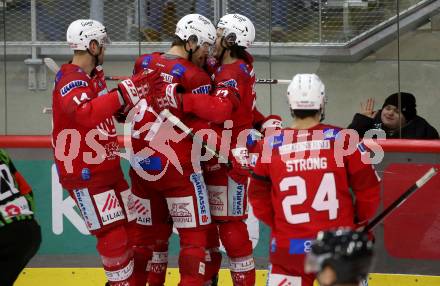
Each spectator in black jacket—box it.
[348,92,439,139]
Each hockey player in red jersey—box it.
[248,74,381,286]
[52,19,157,286]
[128,14,239,286]
[200,14,260,286]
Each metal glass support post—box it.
[24,0,47,90]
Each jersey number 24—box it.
[280,173,339,224]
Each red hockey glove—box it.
[228,147,251,185]
[149,82,185,112]
[117,69,161,114]
[260,115,282,135]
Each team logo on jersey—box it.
[171,63,186,78]
[192,84,211,94]
[73,189,100,231]
[323,128,340,140]
[166,196,196,228]
[190,173,211,225]
[94,190,125,226]
[141,55,152,69]
[60,80,88,97]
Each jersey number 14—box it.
[280,173,339,224]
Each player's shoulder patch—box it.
[171,63,187,78]
[239,63,250,76]
[55,70,63,83]
[267,133,284,149]
[140,54,153,69]
[59,79,88,97]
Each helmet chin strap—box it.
[87,45,102,70]
[184,40,199,62]
[218,36,229,64]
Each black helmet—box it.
[305,228,374,285]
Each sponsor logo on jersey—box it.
[220,79,238,88]
[160,72,174,83]
[323,128,340,140]
[166,196,196,228]
[288,238,313,254]
[229,178,245,216]
[94,190,125,226]
[60,80,88,97]
[207,185,227,217]
[73,189,100,231]
[141,55,152,69]
[192,84,211,94]
[0,196,33,219]
[190,173,211,225]
[171,63,186,78]
[132,195,152,226]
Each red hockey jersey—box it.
[211,54,257,148]
[249,124,381,247]
[52,64,124,189]
[131,52,234,174]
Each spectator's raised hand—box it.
[360,98,377,118]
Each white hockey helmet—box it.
[287,73,326,113]
[217,14,255,48]
[66,19,109,51]
[175,14,216,46]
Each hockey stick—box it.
[255,79,290,84]
[364,167,438,232]
[44,57,291,83]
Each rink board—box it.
[15,268,440,286]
